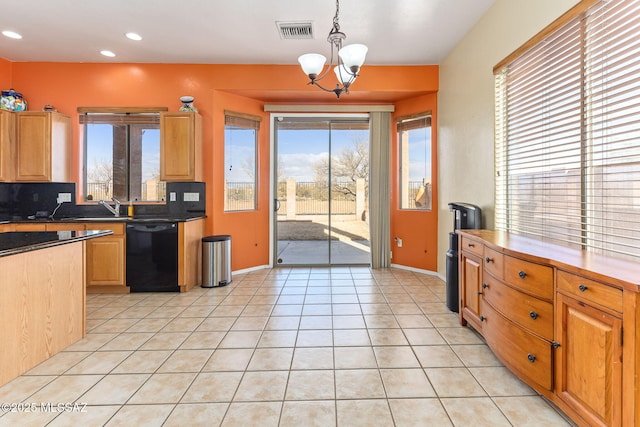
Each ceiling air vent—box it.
[277,22,314,40]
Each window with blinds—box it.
[224,111,261,211]
[495,0,640,261]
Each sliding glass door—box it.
[274,117,370,266]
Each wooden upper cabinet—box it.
[0,110,15,182]
[15,111,71,182]
[160,112,202,181]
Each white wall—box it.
[436,0,581,277]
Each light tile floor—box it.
[0,267,575,426]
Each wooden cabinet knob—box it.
[485,257,493,263]
[529,311,538,320]
[518,271,527,279]
[527,353,536,363]
[579,284,588,292]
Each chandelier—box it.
[298,0,368,98]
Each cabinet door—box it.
[460,251,483,330]
[86,236,125,287]
[85,223,127,291]
[555,293,622,427]
[160,112,202,181]
[15,112,70,182]
[16,113,50,180]
[178,218,205,292]
[0,110,15,182]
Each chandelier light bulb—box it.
[334,65,356,86]
[338,44,368,73]
[298,53,327,79]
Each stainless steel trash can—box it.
[202,235,231,287]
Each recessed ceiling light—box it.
[125,32,142,41]
[100,50,116,57]
[2,30,22,39]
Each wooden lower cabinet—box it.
[459,229,638,427]
[85,223,128,293]
[178,218,205,292]
[555,293,622,427]
[459,251,483,331]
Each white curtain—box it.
[369,111,391,268]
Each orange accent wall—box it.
[210,91,271,270]
[6,61,439,272]
[391,93,439,271]
[0,58,11,88]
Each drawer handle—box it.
[529,311,538,320]
[527,353,536,363]
[579,284,588,292]
[479,315,486,322]
[485,257,494,264]
[518,271,527,279]
[468,243,475,247]
[482,283,488,289]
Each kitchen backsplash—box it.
[0,182,206,221]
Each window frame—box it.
[79,107,167,203]
[397,112,433,211]
[224,111,261,212]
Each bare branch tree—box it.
[87,158,113,195]
[313,137,369,199]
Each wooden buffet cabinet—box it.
[459,230,638,427]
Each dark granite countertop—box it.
[0,230,113,258]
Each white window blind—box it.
[495,0,640,261]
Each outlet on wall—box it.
[57,192,71,203]
[184,192,200,202]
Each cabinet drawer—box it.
[46,223,85,231]
[461,236,483,257]
[482,301,553,391]
[504,256,553,300]
[483,247,503,280]
[84,223,125,235]
[483,274,553,340]
[557,270,623,313]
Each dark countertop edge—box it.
[3,215,206,224]
[0,230,113,258]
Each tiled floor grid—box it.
[0,267,574,426]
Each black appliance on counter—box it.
[446,202,482,312]
[126,222,179,292]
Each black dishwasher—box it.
[126,222,179,292]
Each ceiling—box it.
[0,0,494,65]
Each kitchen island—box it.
[0,230,112,386]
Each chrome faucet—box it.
[98,197,121,217]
